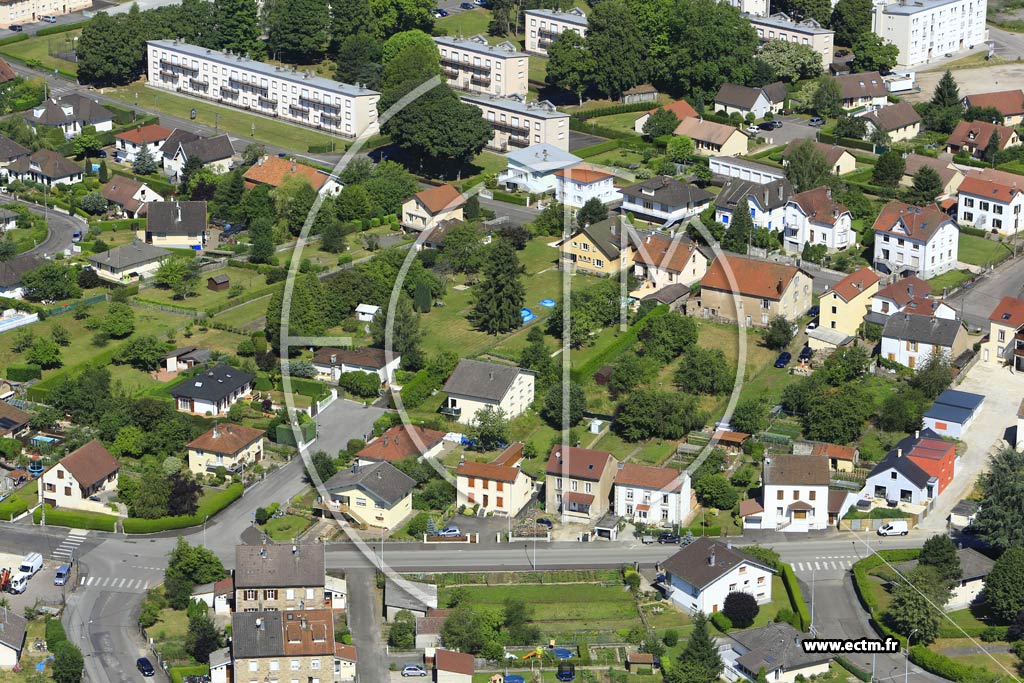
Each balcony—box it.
[258,95,278,108]
[229,77,268,96]
[442,66,459,79]
[160,58,197,76]
[538,28,559,40]
[538,37,553,48]
[470,73,492,87]
[298,96,340,114]
[440,55,490,75]
[492,119,531,135]
[288,104,310,118]
[189,78,209,91]
[439,405,461,418]
[159,70,179,82]
[219,86,239,99]
[508,135,530,148]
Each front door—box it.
[483,495,489,507]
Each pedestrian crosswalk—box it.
[52,529,88,561]
[791,555,860,573]
[78,575,151,592]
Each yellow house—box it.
[401,184,465,232]
[455,443,535,516]
[560,215,634,275]
[674,118,748,157]
[325,461,415,529]
[811,267,879,350]
[138,200,207,249]
[784,140,856,176]
[334,644,357,681]
[187,423,265,477]
[808,442,858,473]
[862,102,921,144]
[900,155,963,196]
[983,296,1024,369]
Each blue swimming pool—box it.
[552,647,574,659]
[539,298,556,308]
[521,308,536,322]
[32,435,58,444]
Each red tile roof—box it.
[700,254,804,301]
[546,446,614,481]
[614,463,682,489]
[633,232,702,273]
[281,609,335,656]
[989,296,1024,327]
[789,187,849,226]
[357,424,446,462]
[243,156,330,191]
[0,58,16,84]
[964,89,1024,116]
[811,443,856,461]
[413,184,465,214]
[335,643,358,662]
[713,431,750,446]
[827,267,879,302]
[874,275,928,307]
[214,576,234,596]
[644,99,698,122]
[675,117,742,146]
[188,423,265,455]
[555,164,614,184]
[738,499,764,517]
[563,491,595,505]
[783,140,852,168]
[57,440,118,488]
[872,200,952,242]
[958,174,1023,203]
[115,124,173,145]
[456,460,522,483]
[435,649,474,675]
[491,443,524,466]
[946,120,1017,154]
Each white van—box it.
[18,553,43,577]
[877,521,909,536]
[8,573,28,594]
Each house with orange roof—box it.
[554,164,620,208]
[862,428,956,504]
[793,440,859,472]
[401,184,465,232]
[963,89,1024,126]
[697,254,812,326]
[982,295,1024,369]
[675,117,748,157]
[633,99,698,134]
[355,424,447,464]
[545,445,616,522]
[872,200,958,280]
[813,267,879,350]
[187,423,265,477]
[455,442,535,516]
[866,275,929,325]
[632,231,712,293]
[782,186,854,254]
[242,155,340,194]
[945,120,1020,160]
[114,124,173,164]
[956,169,1024,236]
[612,462,689,525]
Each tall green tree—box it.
[52,642,85,683]
[540,381,586,428]
[972,448,1024,551]
[585,0,646,99]
[441,222,485,274]
[214,0,263,56]
[985,128,1002,163]
[931,70,960,108]
[671,612,722,683]
[831,0,873,47]
[812,74,842,118]
[132,144,158,176]
[908,351,952,399]
[757,40,823,83]
[918,534,962,586]
[785,139,831,192]
[885,565,949,644]
[248,215,275,264]
[370,295,424,370]
[330,0,377,46]
[470,239,525,334]
[908,166,944,204]
[576,198,608,227]
[851,32,900,73]
[872,150,905,187]
[642,107,680,138]
[723,197,754,253]
[545,31,593,106]
[985,547,1024,622]
[334,33,382,87]
[638,312,698,362]
[674,347,733,395]
[265,273,328,350]
[963,105,1004,125]
[77,12,138,86]
[266,0,331,63]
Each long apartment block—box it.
[462,94,570,152]
[523,7,588,56]
[146,40,380,139]
[434,35,528,99]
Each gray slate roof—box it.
[662,537,773,590]
[234,543,326,589]
[169,364,255,403]
[882,314,964,347]
[715,83,767,111]
[762,82,788,105]
[0,254,44,288]
[715,178,793,213]
[0,608,27,654]
[232,611,284,658]
[147,201,207,235]
[325,461,416,507]
[726,622,832,674]
[161,129,201,158]
[88,241,171,271]
[181,135,234,164]
[621,176,713,209]
[891,547,994,582]
[26,94,112,127]
[574,215,629,260]
[385,578,438,611]
[443,359,530,402]
[764,454,829,487]
[866,428,942,488]
[0,135,28,163]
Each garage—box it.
[923,389,985,439]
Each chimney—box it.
[258,156,264,166]
[826,187,832,199]
[708,549,716,566]
[897,448,903,457]
[778,184,783,201]
[212,425,219,439]
[255,617,263,630]
[915,430,920,439]
[176,202,182,224]
[291,161,296,173]
[488,371,494,381]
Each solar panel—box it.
[0,417,17,429]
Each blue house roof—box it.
[924,403,973,425]
[933,389,984,411]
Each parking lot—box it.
[0,551,77,615]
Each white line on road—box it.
[118,578,126,588]
[86,577,94,586]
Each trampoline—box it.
[539,298,556,308]
[521,308,536,323]
[552,647,574,660]
[505,677,525,683]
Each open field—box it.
[958,233,1012,267]
[104,82,338,153]
[213,296,271,330]
[587,111,643,135]
[0,30,81,76]
[435,9,493,39]
[138,267,266,311]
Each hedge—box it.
[575,139,624,159]
[337,370,381,398]
[286,376,329,399]
[908,645,1001,683]
[45,617,67,649]
[779,562,810,631]
[489,189,529,206]
[35,20,90,36]
[32,504,118,532]
[574,101,656,121]
[398,369,437,409]
[122,483,243,534]
[0,34,28,47]
[834,655,872,682]
[0,496,29,521]
[959,225,988,238]
[851,549,921,646]
[569,117,635,140]
[7,364,42,381]
[170,665,210,683]
[679,526,721,537]
[570,304,668,384]
[815,132,876,152]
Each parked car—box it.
[459,2,475,8]
[536,518,553,529]
[474,0,489,5]
[878,521,909,536]
[798,346,813,362]
[774,352,792,368]
[401,665,427,677]
[658,532,680,544]
[835,49,850,57]
[96,150,107,158]
[41,15,57,22]
[72,230,83,243]
[808,116,826,127]
[137,658,156,677]
[54,564,71,586]
[19,553,42,577]
[437,526,461,537]
[758,121,779,131]
[807,305,820,318]
[436,8,449,15]
[806,319,818,332]
[746,124,760,135]
[8,25,22,32]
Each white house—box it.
[23,94,113,139]
[41,440,119,514]
[740,455,830,532]
[891,548,994,612]
[881,313,969,370]
[715,178,793,232]
[162,132,235,179]
[619,176,713,227]
[555,165,620,209]
[861,429,956,504]
[334,644,357,681]
[719,622,832,683]
[312,347,401,384]
[872,201,958,280]
[782,186,854,254]
[87,241,172,285]
[114,124,173,164]
[632,232,712,293]
[169,364,255,416]
[709,156,786,185]
[957,169,1024,236]
[0,610,26,670]
[871,0,987,68]
[714,82,787,119]
[355,304,380,322]
[613,463,689,526]
[922,388,984,439]
[497,143,581,195]
[660,537,774,614]
[209,648,230,683]
[441,359,535,425]
[7,149,83,187]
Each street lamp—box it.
[202,514,210,547]
[905,628,919,683]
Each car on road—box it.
[798,346,813,363]
[8,25,22,31]
[807,305,820,318]
[437,526,461,537]
[878,521,909,536]
[658,532,680,544]
[54,564,71,586]
[137,658,156,677]
[774,352,792,368]
[401,665,428,677]
[460,2,475,8]
[41,15,57,22]
[808,116,826,127]
[536,517,553,529]
[758,121,782,131]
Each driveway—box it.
[0,195,86,260]
[749,115,821,150]
[917,361,1024,530]
[311,398,389,455]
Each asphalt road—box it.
[0,195,87,260]
[945,248,1024,329]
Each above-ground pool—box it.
[505,676,525,683]
[539,298,556,308]
[521,308,536,322]
[552,647,574,659]
[32,435,58,445]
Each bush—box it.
[32,505,117,532]
[908,645,1000,683]
[780,563,810,631]
[834,655,872,682]
[723,591,759,628]
[7,363,41,381]
[338,371,381,398]
[45,617,67,649]
[980,625,1009,642]
[398,369,438,409]
[710,611,733,631]
[662,629,678,647]
[169,665,211,683]
[0,496,28,521]
[122,484,243,533]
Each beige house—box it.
[401,184,465,232]
[455,443,535,516]
[0,0,90,28]
[524,7,588,56]
[441,359,535,425]
[674,118,747,157]
[946,120,1021,159]
[747,12,834,66]
[234,543,328,612]
[187,424,265,477]
[434,649,474,683]
[230,610,336,683]
[835,71,888,111]
[41,441,119,514]
[900,155,963,196]
[632,232,711,296]
[0,610,26,670]
[324,461,415,530]
[545,445,616,523]
[139,200,206,250]
[463,94,569,152]
[812,267,879,350]
[87,241,171,284]
[982,296,1024,369]
[560,215,634,276]
[862,102,921,143]
[783,140,856,176]
[335,644,357,681]
[435,35,528,99]
[963,90,1024,126]
[697,254,812,326]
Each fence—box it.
[131,298,207,318]
[46,294,107,316]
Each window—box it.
[585,482,592,493]
[809,491,816,501]
[891,472,898,480]
[963,212,974,221]
[290,660,299,671]
[311,660,320,670]
[244,589,257,601]
[793,490,799,500]
[270,661,280,672]
[264,589,277,600]
[467,477,475,488]
[738,566,747,574]
[571,480,577,491]
[777,490,784,500]
[729,583,737,591]
[496,481,504,492]
[306,588,314,600]
[497,497,504,507]
[286,589,294,600]
[249,661,258,673]
[57,470,64,479]
[757,576,765,584]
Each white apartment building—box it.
[555,165,620,208]
[462,95,570,152]
[872,0,987,68]
[957,170,1024,236]
[523,7,588,56]
[746,12,834,67]
[782,186,854,254]
[435,35,528,99]
[873,201,958,280]
[726,0,768,16]
[147,40,380,139]
[0,0,89,28]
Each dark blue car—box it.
[774,352,792,368]
[137,658,155,677]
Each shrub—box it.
[908,645,1000,683]
[337,371,381,398]
[45,617,67,649]
[122,484,243,533]
[398,369,438,409]
[32,505,117,531]
[710,611,733,631]
[723,591,759,628]
[662,629,679,647]
[780,563,811,631]
[7,364,41,381]
[980,626,1008,642]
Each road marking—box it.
[67,529,89,537]
[118,578,126,588]
[795,562,804,571]
[814,561,821,570]
[86,577,94,586]
[79,577,86,585]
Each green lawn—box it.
[138,267,267,311]
[957,233,1011,267]
[928,269,973,295]
[435,9,494,39]
[590,431,676,466]
[528,57,548,86]
[213,296,271,330]
[0,30,81,76]
[588,111,643,135]
[105,83,339,153]
[262,514,312,541]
